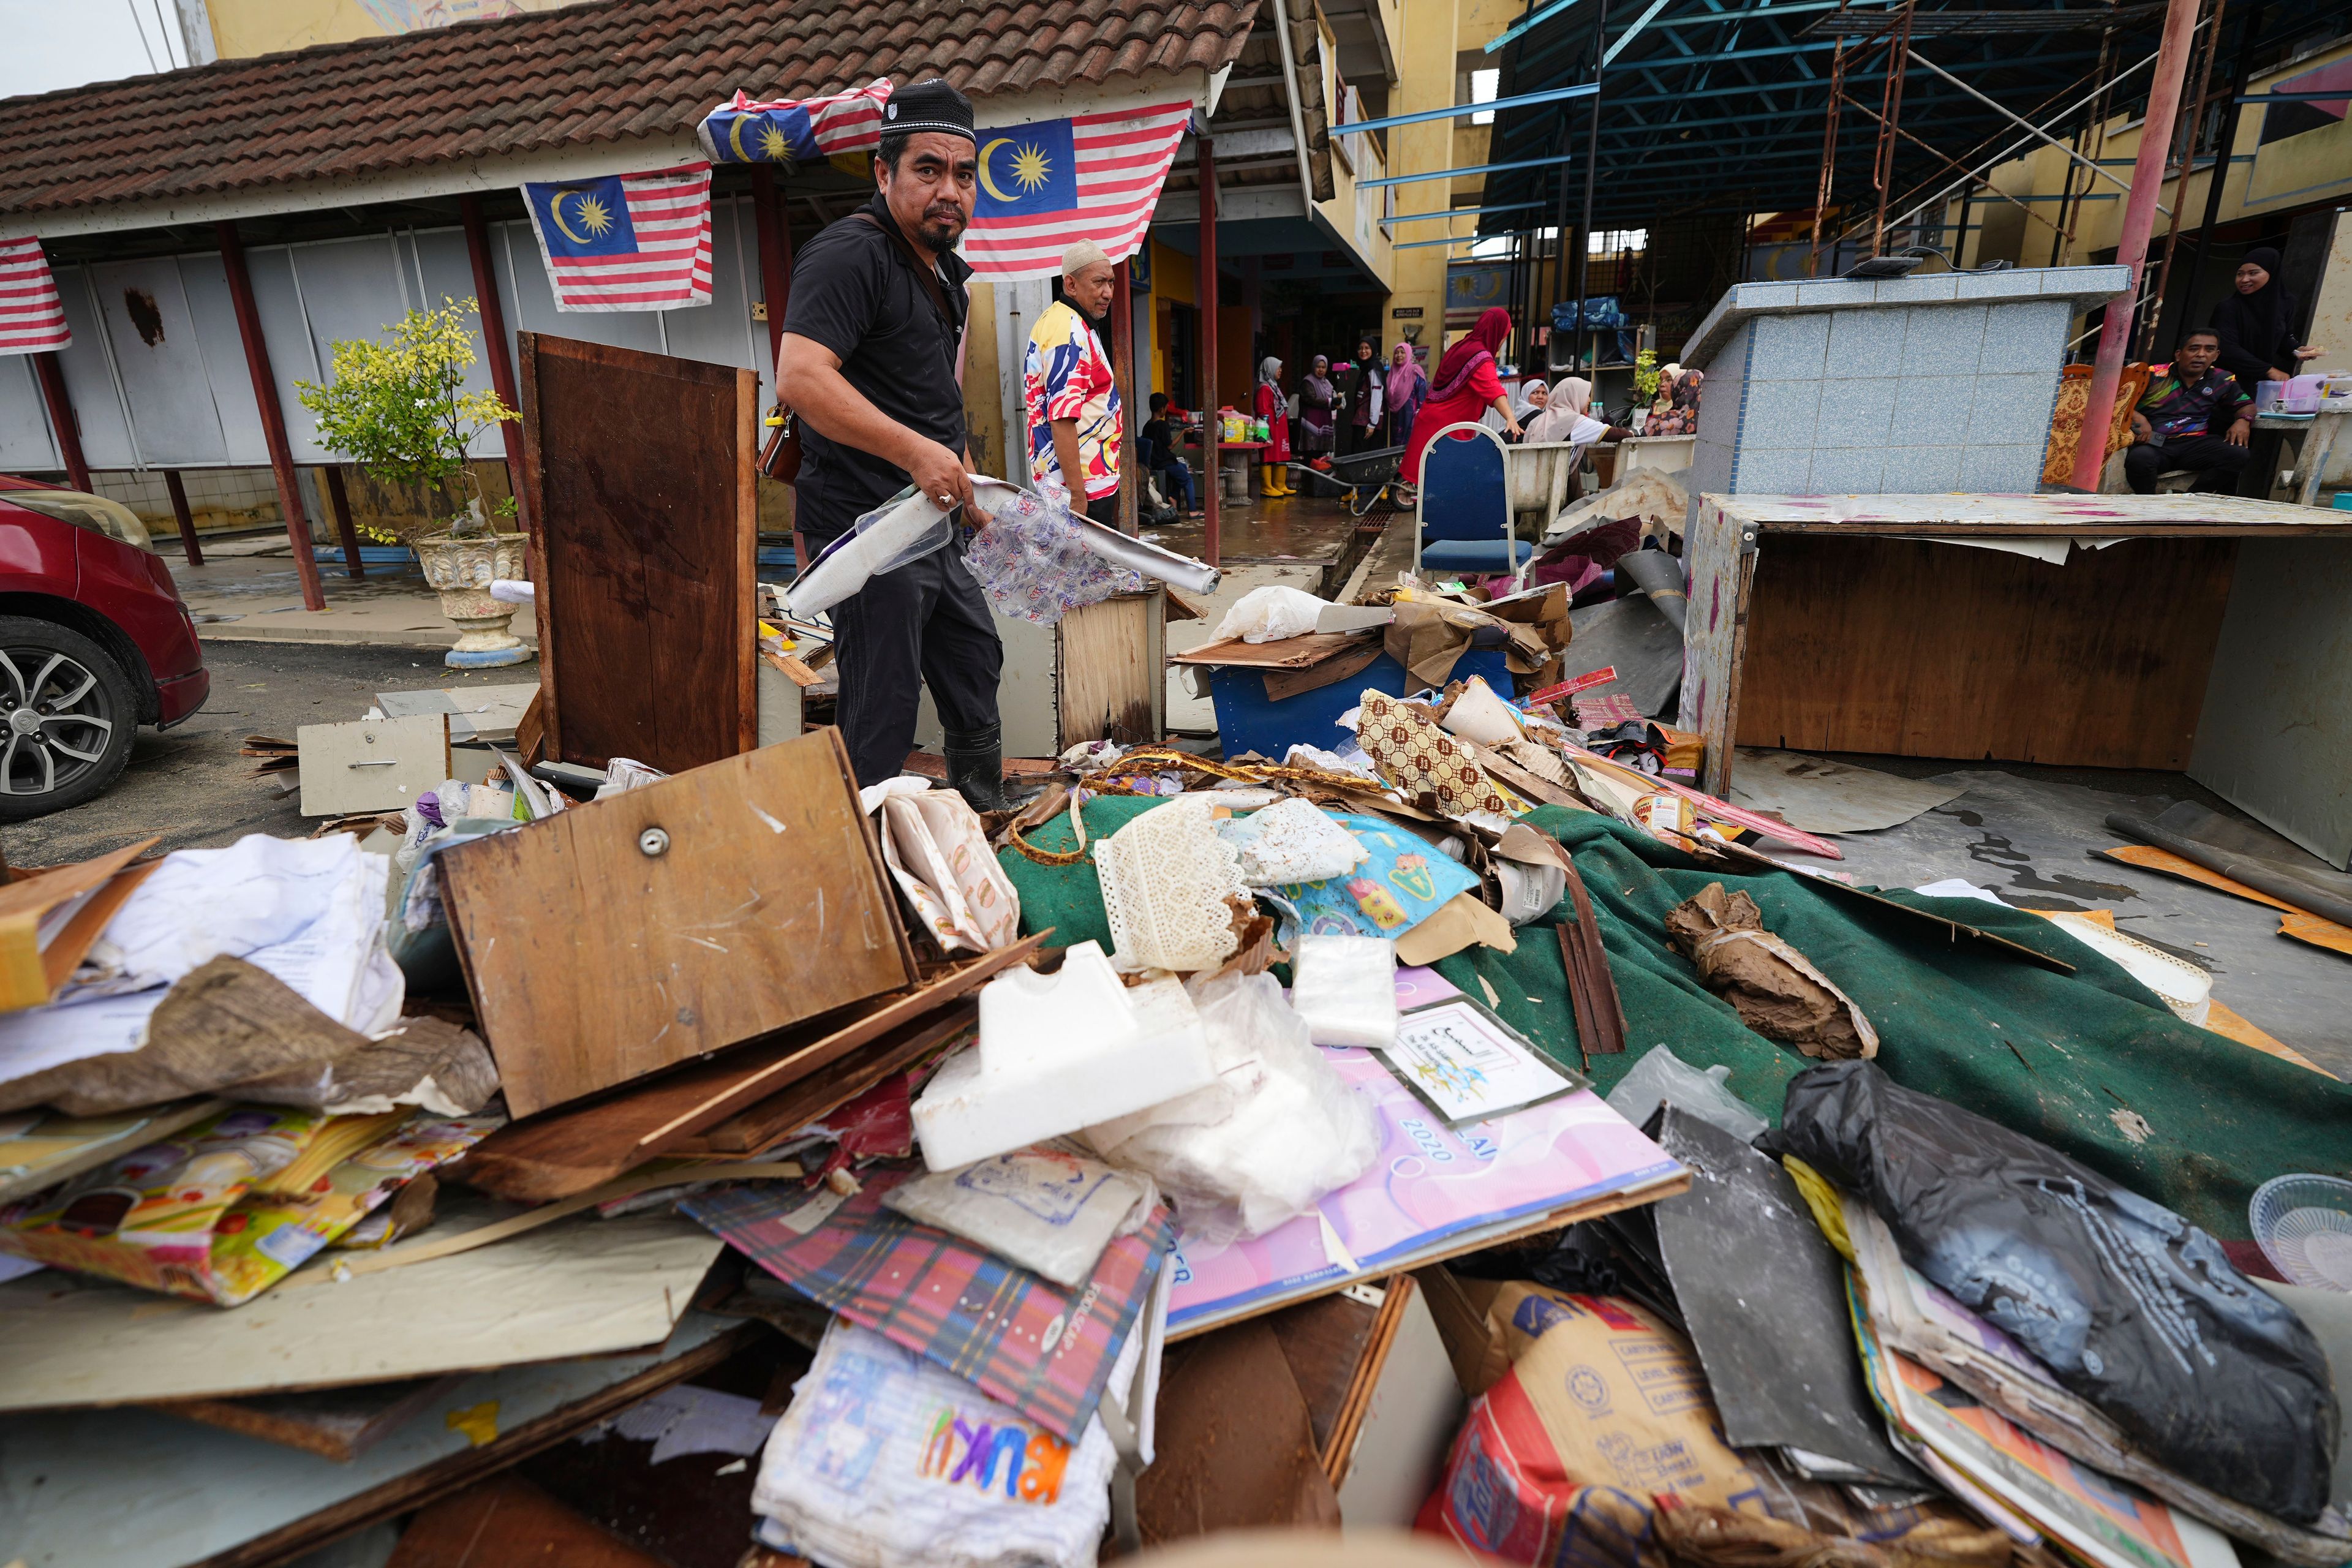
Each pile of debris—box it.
[0,581,2345,1568]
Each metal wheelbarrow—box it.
[1286,444,1405,516]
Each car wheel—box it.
[0,616,138,821]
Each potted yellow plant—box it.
[297,298,532,668]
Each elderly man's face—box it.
[1065,258,1116,320]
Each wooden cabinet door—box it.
[440,729,915,1117]
[519,333,758,772]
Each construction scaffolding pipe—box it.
[2070,0,2203,491]
[2143,0,2226,357]
[1820,30,2190,262]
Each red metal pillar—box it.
[748,166,793,382]
[322,464,366,579]
[2070,0,2202,491]
[1113,258,1139,535]
[458,194,530,535]
[31,353,90,493]
[1199,134,1221,570]
[163,469,202,565]
[215,221,326,612]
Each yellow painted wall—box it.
[206,0,586,57]
[1993,40,2352,265]
[1387,0,1473,351]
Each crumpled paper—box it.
[1664,883,1878,1060]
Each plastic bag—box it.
[1288,933,1399,1049]
[962,483,1142,626]
[1603,1043,1768,1145]
[1083,971,1378,1245]
[1213,584,1324,644]
[1215,797,1367,886]
[786,487,954,617]
[1777,1059,2339,1524]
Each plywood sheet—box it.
[1058,590,1159,747]
[441,729,914,1117]
[1729,749,1967,834]
[0,1314,745,1568]
[1734,535,2238,771]
[521,333,757,773]
[0,1204,721,1412]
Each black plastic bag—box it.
[1777,1060,2338,1524]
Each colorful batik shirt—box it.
[2136,366,2252,440]
[1023,299,1122,502]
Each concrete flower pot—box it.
[416,529,532,669]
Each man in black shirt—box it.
[777,80,1012,808]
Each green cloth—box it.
[1001,801,2352,1237]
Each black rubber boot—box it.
[944,723,1017,814]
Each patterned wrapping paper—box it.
[1356,690,1522,818]
[962,488,1143,627]
[684,1166,1173,1446]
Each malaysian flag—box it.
[0,239,70,355]
[963,102,1192,281]
[521,164,712,313]
[698,80,893,167]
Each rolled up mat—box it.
[2105,813,2352,930]
[1615,548,1687,634]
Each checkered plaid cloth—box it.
[684,1166,1172,1445]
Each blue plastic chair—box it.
[1416,421,1531,581]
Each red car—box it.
[0,475,209,818]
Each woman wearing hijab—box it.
[1254,355,1294,497]
[1524,377,1626,448]
[1345,336,1383,456]
[1504,379,1550,436]
[1403,307,1521,490]
[1299,354,1338,466]
[2210,247,2322,399]
[1385,341,1427,449]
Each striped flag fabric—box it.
[520,163,712,314]
[963,103,1192,281]
[698,80,893,167]
[0,239,70,355]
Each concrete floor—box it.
[1764,755,2352,1074]
[160,531,537,651]
[3,642,535,865]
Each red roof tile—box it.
[0,0,1257,221]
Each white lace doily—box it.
[1096,797,1248,971]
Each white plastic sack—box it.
[786,489,955,617]
[1084,971,1379,1245]
[752,1318,1125,1568]
[1215,798,1367,886]
[1213,584,1326,644]
[884,1139,1158,1288]
[1289,933,1400,1049]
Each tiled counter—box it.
[1679,267,2130,507]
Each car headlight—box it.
[5,489,155,552]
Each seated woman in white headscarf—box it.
[1523,377,1628,450]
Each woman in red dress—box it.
[1254,355,1294,497]
[1400,307,1521,500]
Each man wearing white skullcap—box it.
[1022,240,1124,524]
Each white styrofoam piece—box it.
[912,944,1216,1170]
[1314,603,1393,635]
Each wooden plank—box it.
[1057,592,1158,747]
[1318,1275,1413,1487]
[453,939,1038,1201]
[1677,497,1749,800]
[671,1001,976,1156]
[519,333,758,774]
[158,1377,467,1464]
[190,1324,762,1568]
[297,714,451,818]
[1263,640,1382,702]
[1710,491,2343,530]
[440,729,914,1117]
[1167,631,1376,668]
[1733,534,2237,772]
